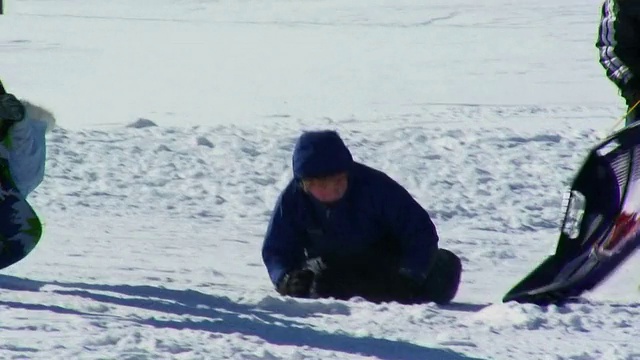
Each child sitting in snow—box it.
[261,130,461,304]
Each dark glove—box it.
[277,269,315,298]
[0,93,25,123]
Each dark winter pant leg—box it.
[626,106,640,126]
[311,267,364,300]
[420,248,462,304]
[623,89,640,126]
[312,266,404,303]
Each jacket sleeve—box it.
[379,175,439,278]
[3,101,52,197]
[597,0,640,96]
[261,188,307,287]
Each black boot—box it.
[421,248,462,304]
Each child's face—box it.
[303,172,348,204]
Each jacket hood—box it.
[292,130,353,179]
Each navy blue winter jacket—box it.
[261,131,439,287]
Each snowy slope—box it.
[1,0,639,359]
[0,0,621,129]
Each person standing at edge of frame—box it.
[597,0,640,125]
[0,79,55,269]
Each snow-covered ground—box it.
[1,0,639,359]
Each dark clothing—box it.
[597,0,640,100]
[262,130,441,301]
[262,163,438,284]
[420,248,462,304]
[597,0,640,124]
[262,162,439,288]
[292,130,353,179]
[311,248,462,304]
[626,107,639,126]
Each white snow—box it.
[1,0,639,359]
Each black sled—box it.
[503,122,640,305]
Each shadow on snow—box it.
[0,274,485,360]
